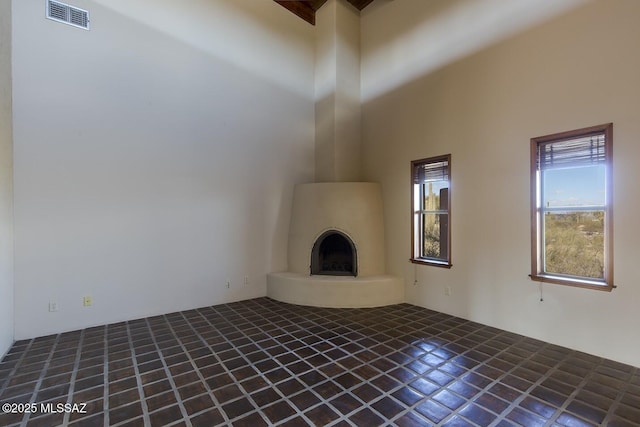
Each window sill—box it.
[529,273,613,292]
[411,258,452,269]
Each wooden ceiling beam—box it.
[345,0,375,10]
[275,1,316,24]
[275,0,373,25]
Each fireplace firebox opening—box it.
[310,230,357,277]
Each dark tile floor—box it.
[0,298,638,427]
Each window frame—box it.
[411,154,452,268]
[530,123,613,291]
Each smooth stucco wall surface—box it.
[12,0,315,339]
[362,0,640,366]
[0,0,14,357]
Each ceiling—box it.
[274,0,376,25]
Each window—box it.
[530,123,613,290]
[411,155,451,267]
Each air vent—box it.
[46,0,89,30]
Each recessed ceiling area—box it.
[274,0,376,24]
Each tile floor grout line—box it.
[591,361,637,426]
[304,309,441,426]
[389,327,526,426]
[545,354,604,426]
[546,353,596,426]
[230,301,405,426]
[203,302,327,426]
[437,332,557,427]
[545,354,598,427]
[325,306,490,426]
[294,307,418,426]
[0,339,35,399]
[392,311,488,427]
[181,310,260,423]
[125,320,152,427]
[15,334,60,426]
[102,325,110,427]
[542,349,630,427]
[498,345,576,427]
[481,339,577,427]
[1,298,639,427]
[190,306,277,425]
[59,330,84,427]
[144,315,193,427]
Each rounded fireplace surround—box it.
[267,182,402,308]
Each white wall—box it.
[0,0,14,357]
[12,0,315,339]
[362,0,640,366]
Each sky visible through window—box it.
[543,165,605,208]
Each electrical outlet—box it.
[226,280,231,289]
[49,301,58,312]
[83,295,93,307]
[444,286,452,296]
[244,276,249,286]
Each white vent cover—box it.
[46,0,89,30]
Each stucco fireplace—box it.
[266,0,403,307]
[266,182,402,308]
